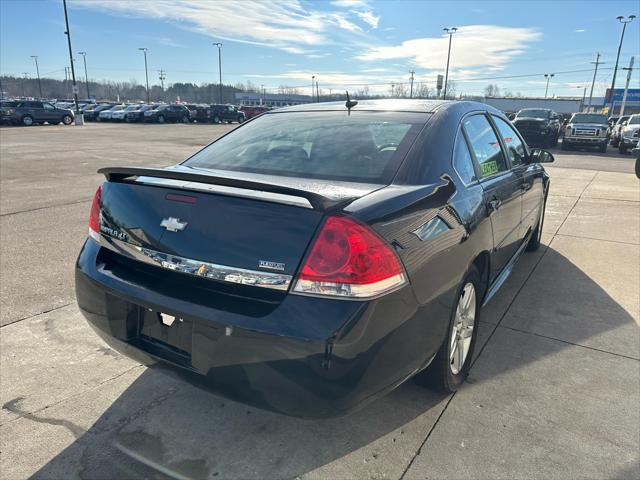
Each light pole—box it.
[78,52,90,99]
[213,43,222,103]
[260,84,265,105]
[311,75,315,102]
[30,56,42,99]
[442,27,457,99]
[138,48,150,103]
[544,73,555,99]
[62,0,80,113]
[608,15,636,114]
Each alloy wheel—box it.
[449,283,476,375]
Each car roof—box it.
[275,98,455,113]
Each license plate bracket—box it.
[137,308,193,364]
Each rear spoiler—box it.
[98,167,352,211]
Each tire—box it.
[619,144,628,154]
[526,198,545,252]
[181,115,189,123]
[22,115,34,126]
[414,267,481,392]
[238,116,244,123]
[62,115,73,125]
[213,115,220,124]
[157,115,165,124]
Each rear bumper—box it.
[75,238,445,417]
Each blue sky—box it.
[1,0,638,98]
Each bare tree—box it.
[484,83,501,97]
[444,80,457,99]
[393,83,408,98]
[414,82,433,98]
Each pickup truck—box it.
[562,113,609,153]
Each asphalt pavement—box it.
[0,123,638,479]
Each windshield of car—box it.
[183,111,426,183]
[516,109,550,118]
[154,105,168,111]
[570,114,607,124]
[110,105,125,111]
[123,105,139,111]
[627,116,640,125]
[616,116,629,124]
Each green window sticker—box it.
[480,160,499,177]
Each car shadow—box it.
[27,244,638,479]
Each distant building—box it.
[235,92,312,107]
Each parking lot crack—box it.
[2,396,87,439]
[0,365,144,427]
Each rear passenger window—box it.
[462,115,508,178]
[493,116,527,167]
[453,133,477,184]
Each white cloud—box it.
[574,29,586,33]
[71,0,368,54]
[357,25,540,74]
[331,0,371,7]
[354,10,380,29]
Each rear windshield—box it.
[571,114,607,123]
[183,111,426,183]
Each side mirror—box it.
[530,148,554,164]
[622,121,628,126]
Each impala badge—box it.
[259,260,286,271]
[160,217,188,232]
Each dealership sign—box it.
[605,88,640,102]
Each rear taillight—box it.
[292,216,407,299]
[88,185,102,241]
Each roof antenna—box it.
[345,91,358,115]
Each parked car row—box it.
[83,103,254,124]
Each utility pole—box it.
[311,75,315,102]
[391,83,395,97]
[543,73,554,99]
[62,0,80,114]
[442,27,457,99]
[30,56,42,99]
[409,70,415,98]
[138,48,150,103]
[78,52,90,99]
[158,69,166,92]
[619,56,635,117]
[587,52,603,111]
[608,15,636,114]
[316,80,319,102]
[213,43,222,103]
[21,72,29,97]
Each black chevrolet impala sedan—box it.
[75,99,553,417]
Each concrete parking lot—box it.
[1,123,638,479]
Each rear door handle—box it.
[520,183,531,192]
[487,197,502,212]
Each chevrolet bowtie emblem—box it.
[160,217,188,232]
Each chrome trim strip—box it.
[134,176,313,209]
[96,234,292,291]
